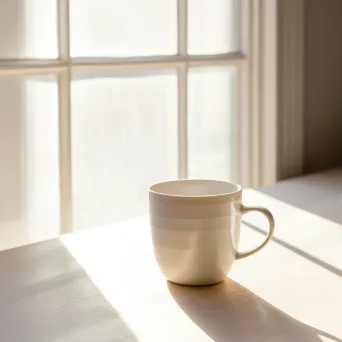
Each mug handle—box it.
[236,204,275,260]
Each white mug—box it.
[149,179,274,286]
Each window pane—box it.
[0,0,57,58]
[0,75,59,251]
[188,0,238,55]
[188,67,237,181]
[72,70,178,231]
[70,0,177,57]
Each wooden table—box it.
[0,169,341,341]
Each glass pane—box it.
[0,0,57,58]
[72,70,178,231]
[70,0,177,57]
[0,75,59,251]
[188,0,238,55]
[188,67,237,181]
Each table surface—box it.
[0,168,341,342]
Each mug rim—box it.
[149,179,242,199]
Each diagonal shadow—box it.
[243,220,342,277]
[0,239,137,342]
[168,279,342,342]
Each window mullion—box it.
[250,0,261,188]
[0,54,244,75]
[57,0,73,234]
[177,0,187,56]
[177,65,188,179]
[58,0,70,61]
[236,0,253,188]
[177,0,188,179]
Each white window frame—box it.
[0,0,278,235]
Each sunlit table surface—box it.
[0,168,341,342]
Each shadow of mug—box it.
[168,278,341,342]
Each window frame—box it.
[0,0,278,235]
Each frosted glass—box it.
[0,0,57,58]
[188,67,237,181]
[70,0,177,57]
[188,0,238,55]
[0,75,59,251]
[72,70,178,231]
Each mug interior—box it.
[150,179,241,197]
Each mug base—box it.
[167,278,225,287]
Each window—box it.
[0,0,276,249]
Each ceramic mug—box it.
[149,179,274,286]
